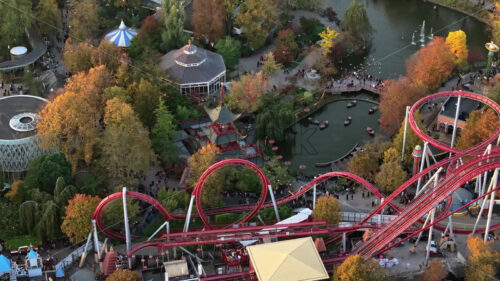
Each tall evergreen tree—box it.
[151,99,178,165]
[69,0,99,40]
[161,0,188,51]
[35,0,62,36]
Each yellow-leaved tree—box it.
[319,26,339,56]
[465,235,500,281]
[312,195,341,224]
[445,30,468,70]
[333,254,385,281]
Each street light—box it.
[485,41,499,78]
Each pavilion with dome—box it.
[159,41,226,101]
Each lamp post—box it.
[485,42,499,78]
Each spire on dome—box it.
[119,19,127,30]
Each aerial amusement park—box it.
[1,0,500,280]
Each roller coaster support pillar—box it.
[448,216,454,240]
[147,221,168,241]
[414,209,432,247]
[268,185,281,222]
[342,232,346,253]
[472,169,497,235]
[484,168,498,242]
[425,208,435,263]
[401,106,410,162]
[184,195,196,232]
[450,96,461,149]
[416,142,429,194]
[416,167,443,196]
[122,188,132,269]
[79,232,93,268]
[313,182,317,210]
[92,219,101,261]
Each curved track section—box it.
[92,191,172,240]
[408,91,500,154]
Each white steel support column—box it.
[425,208,435,263]
[122,187,132,269]
[147,221,168,241]
[450,96,461,148]
[416,142,429,193]
[472,173,496,235]
[268,185,281,221]
[342,232,346,252]
[79,232,93,268]
[416,168,443,196]
[92,219,101,261]
[313,183,317,210]
[484,168,498,242]
[183,195,196,232]
[414,210,432,247]
[401,106,410,162]
[448,216,454,240]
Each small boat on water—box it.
[344,116,352,126]
[366,127,375,136]
[346,100,358,108]
[308,117,320,125]
[320,120,329,130]
[368,106,378,114]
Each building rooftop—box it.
[159,43,226,85]
[439,96,482,121]
[0,95,48,140]
[205,105,241,124]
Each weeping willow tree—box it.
[18,177,77,240]
[341,1,373,45]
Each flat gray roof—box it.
[0,95,48,140]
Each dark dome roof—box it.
[173,44,207,67]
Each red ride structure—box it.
[91,91,500,280]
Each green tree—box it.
[223,0,240,34]
[261,52,281,77]
[375,148,407,195]
[23,153,72,194]
[0,199,21,240]
[215,36,242,70]
[312,195,341,224]
[255,97,295,142]
[35,0,61,36]
[333,254,385,281]
[0,0,34,52]
[340,1,372,45]
[161,0,188,51]
[157,188,190,212]
[104,0,141,8]
[100,98,156,190]
[128,79,163,130]
[261,157,292,190]
[152,99,178,165]
[259,205,293,221]
[69,0,99,40]
[235,0,279,49]
[22,68,44,96]
[100,200,140,230]
[61,194,101,243]
[488,76,500,105]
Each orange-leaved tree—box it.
[192,0,226,42]
[332,254,385,281]
[456,109,499,150]
[227,71,269,114]
[106,269,140,281]
[312,195,341,224]
[445,30,468,70]
[61,194,101,243]
[379,77,425,135]
[406,37,455,92]
[465,235,499,281]
[420,258,448,281]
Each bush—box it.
[215,213,246,225]
[5,235,41,250]
[299,17,325,44]
[259,205,293,221]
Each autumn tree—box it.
[227,72,269,113]
[261,53,281,77]
[69,0,99,40]
[333,254,385,281]
[319,26,339,56]
[341,1,372,45]
[457,109,499,150]
[276,29,300,57]
[491,2,500,45]
[187,144,224,208]
[445,30,468,70]
[35,0,62,36]
[215,36,242,70]
[37,66,113,171]
[488,74,500,105]
[420,258,448,281]
[61,194,100,243]
[151,99,178,165]
[127,78,162,130]
[91,40,122,73]
[161,0,188,51]
[273,46,294,67]
[379,77,425,135]
[406,37,455,92]
[375,147,407,194]
[99,98,155,190]
[235,0,279,49]
[192,0,226,42]
[465,235,500,281]
[312,195,341,224]
[106,269,140,281]
[348,139,391,181]
[63,40,94,73]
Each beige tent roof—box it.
[247,237,329,281]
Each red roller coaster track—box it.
[91,91,500,278]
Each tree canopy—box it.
[457,109,499,150]
[0,0,34,52]
[35,0,62,36]
[255,97,295,142]
[312,195,341,224]
[192,0,226,42]
[445,30,468,70]
[69,0,99,40]
[465,235,500,281]
[23,153,72,194]
[227,72,269,113]
[161,0,188,51]
[341,1,372,44]
[319,26,340,56]
[151,99,178,165]
[106,270,140,281]
[235,0,279,49]
[375,147,407,194]
[333,254,386,281]
[215,36,242,70]
[420,258,448,281]
[61,194,101,243]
